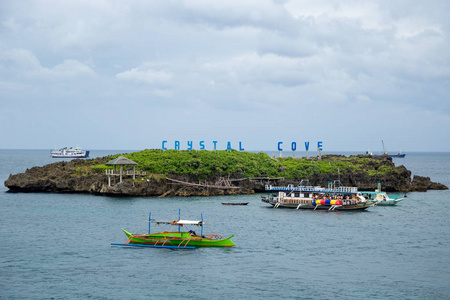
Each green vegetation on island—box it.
[91,149,402,179]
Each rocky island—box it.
[4,149,448,196]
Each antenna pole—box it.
[178,209,181,233]
[201,213,203,237]
[148,212,155,234]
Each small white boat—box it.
[361,191,405,206]
[51,147,90,158]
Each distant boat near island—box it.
[366,140,406,158]
[51,147,90,158]
[365,151,406,158]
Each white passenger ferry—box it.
[51,147,90,158]
[261,180,374,211]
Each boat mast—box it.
[178,208,181,233]
[201,213,203,237]
[148,212,155,234]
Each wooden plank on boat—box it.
[221,202,249,205]
[111,243,195,249]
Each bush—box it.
[88,150,399,179]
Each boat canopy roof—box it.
[154,220,203,226]
[266,184,358,193]
[175,220,202,225]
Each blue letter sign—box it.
[278,142,283,151]
[291,142,297,151]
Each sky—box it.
[1,0,449,152]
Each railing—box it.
[265,184,358,193]
[105,170,147,176]
[280,198,312,204]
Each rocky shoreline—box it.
[4,154,448,196]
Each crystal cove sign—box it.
[161,141,323,152]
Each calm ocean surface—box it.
[1,150,449,299]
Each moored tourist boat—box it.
[361,191,405,206]
[112,211,235,249]
[51,146,89,158]
[261,180,374,211]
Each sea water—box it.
[0,150,449,299]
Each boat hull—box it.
[51,153,90,158]
[261,198,371,211]
[122,230,235,248]
[389,154,406,158]
[375,199,403,206]
[370,153,405,158]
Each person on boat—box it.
[189,230,197,236]
[345,195,350,205]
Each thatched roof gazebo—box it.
[106,156,138,186]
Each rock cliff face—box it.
[4,155,447,196]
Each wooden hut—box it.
[106,156,138,186]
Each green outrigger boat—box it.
[112,210,235,249]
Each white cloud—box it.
[2,48,41,69]
[116,65,173,84]
[395,17,442,39]
[284,1,387,29]
[48,59,96,78]
[1,48,95,80]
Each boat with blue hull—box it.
[366,141,405,158]
[366,150,406,158]
[388,153,406,158]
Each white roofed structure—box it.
[105,156,138,186]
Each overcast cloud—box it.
[1,0,449,152]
